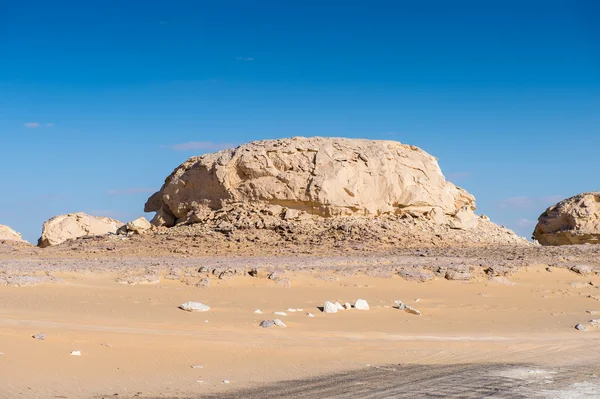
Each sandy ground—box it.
[1,261,599,398]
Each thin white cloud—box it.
[163,141,235,152]
[236,57,254,61]
[498,196,533,209]
[106,188,156,196]
[542,195,564,204]
[515,218,537,229]
[498,195,563,210]
[446,172,470,181]
[25,122,54,128]
[169,79,220,84]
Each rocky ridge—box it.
[0,224,27,243]
[534,192,600,245]
[145,137,479,230]
[38,212,124,247]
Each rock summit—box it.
[146,137,478,229]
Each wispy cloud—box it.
[24,122,53,128]
[163,141,235,152]
[106,188,156,196]
[446,172,470,181]
[498,195,563,210]
[168,79,220,85]
[236,57,254,61]
[515,218,537,229]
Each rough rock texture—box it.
[533,193,600,246]
[146,137,477,229]
[38,213,123,248]
[323,301,338,313]
[118,217,152,235]
[0,225,27,243]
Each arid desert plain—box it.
[1,138,599,398]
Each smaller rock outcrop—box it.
[117,217,152,235]
[0,225,27,243]
[38,213,123,247]
[533,193,600,246]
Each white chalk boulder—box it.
[179,302,210,312]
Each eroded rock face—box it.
[38,213,123,247]
[118,217,152,235]
[146,137,477,228]
[0,225,27,243]
[533,193,600,246]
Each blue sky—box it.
[1,0,598,243]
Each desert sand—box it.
[1,139,599,398]
[1,249,599,398]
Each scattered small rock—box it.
[223,380,230,384]
[335,302,344,311]
[268,272,280,280]
[116,274,160,285]
[404,305,421,316]
[394,300,421,315]
[589,319,600,327]
[191,364,204,369]
[444,269,471,281]
[354,299,369,310]
[398,269,435,283]
[323,301,338,313]
[179,302,210,312]
[570,281,593,288]
[575,323,588,331]
[32,333,45,341]
[571,265,593,276]
[273,319,287,328]
[274,311,287,316]
[307,312,315,317]
[483,266,515,277]
[254,309,262,314]
[343,302,352,310]
[70,350,82,356]
[259,320,275,328]
[0,275,63,287]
